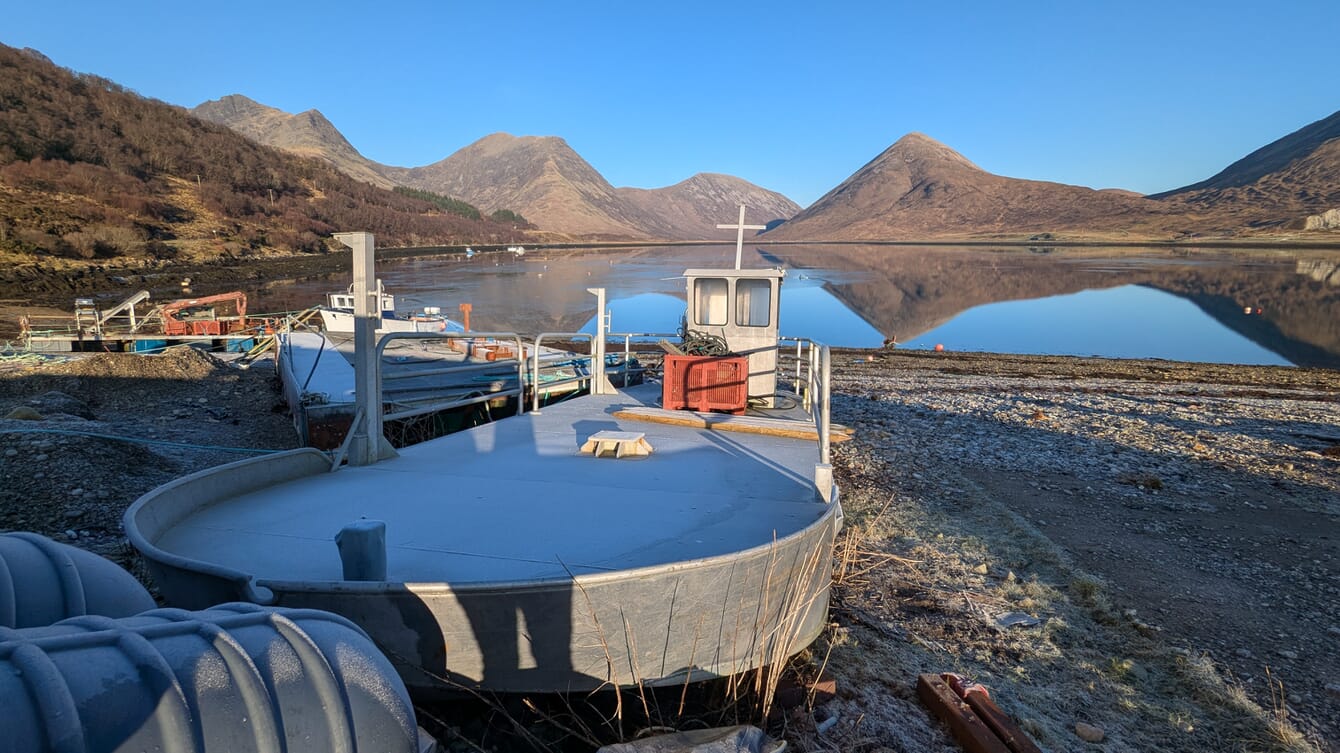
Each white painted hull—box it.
[318,308,461,334]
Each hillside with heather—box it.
[0,44,519,269]
[4,41,1336,254]
[1150,110,1340,231]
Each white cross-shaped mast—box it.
[716,204,766,270]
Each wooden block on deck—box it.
[580,430,653,458]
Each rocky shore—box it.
[0,347,1335,751]
[811,349,1338,753]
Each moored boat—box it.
[317,282,465,334]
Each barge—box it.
[125,229,845,694]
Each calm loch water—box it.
[251,244,1340,368]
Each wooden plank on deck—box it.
[613,406,853,443]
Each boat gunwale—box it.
[124,432,842,601]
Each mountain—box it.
[384,133,657,239]
[192,95,395,189]
[386,135,801,240]
[765,133,1168,241]
[616,173,800,241]
[1153,110,1340,196]
[1149,109,1340,228]
[194,98,801,240]
[0,44,518,267]
[768,115,1340,242]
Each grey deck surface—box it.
[156,384,826,585]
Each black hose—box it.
[678,328,731,356]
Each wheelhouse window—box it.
[693,278,729,326]
[735,279,772,327]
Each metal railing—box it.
[778,336,832,465]
[361,328,833,481]
[607,331,678,368]
[530,333,594,411]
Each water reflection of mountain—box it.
[762,246,1340,368]
[246,245,1340,368]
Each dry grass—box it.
[799,441,1322,753]
[401,536,841,751]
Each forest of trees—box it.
[488,208,529,225]
[393,186,482,219]
[0,45,521,264]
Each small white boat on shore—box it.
[318,283,465,334]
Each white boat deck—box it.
[281,330,582,410]
[155,383,827,585]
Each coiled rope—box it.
[678,328,731,357]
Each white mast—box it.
[716,204,766,270]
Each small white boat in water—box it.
[507,245,526,255]
[318,282,465,334]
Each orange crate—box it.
[662,355,748,414]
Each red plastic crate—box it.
[662,355,748,414]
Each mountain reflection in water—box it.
[250,244,1340,368]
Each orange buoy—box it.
[934,343,945,352]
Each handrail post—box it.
[813,343,834,503]
[819,344,831,466]
[513,334,525,416]
[531,337,542,413]
[787,334,798,388]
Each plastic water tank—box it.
[0,602,419,753]
[0,532,156,628]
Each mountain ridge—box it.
[767,115,1340,241]
[196,99,800,240]
[1151,110,1340,196]
[192,95,396,189]
[767,133,1169,241]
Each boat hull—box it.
[318,308,462,334]
[264,512,835,692]
[126,435,839,693]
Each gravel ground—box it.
[0,347,298,572]
[0,347,1336,752]
[804,349,1338,753]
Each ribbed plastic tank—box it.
[0,531,156,628]
[0,602,419,753]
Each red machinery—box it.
[159,292,250,336]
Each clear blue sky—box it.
[5,1,1337,206]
